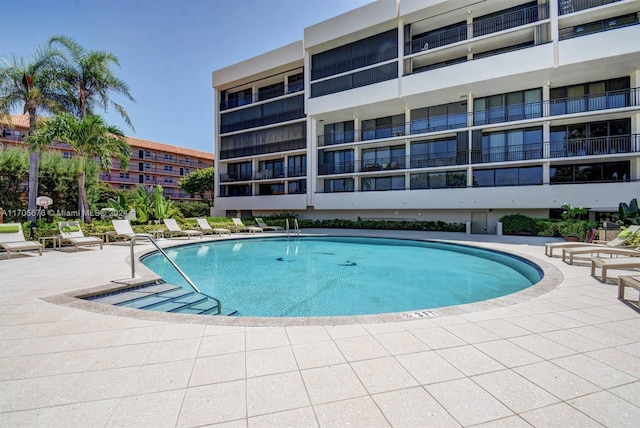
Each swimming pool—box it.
[141,236,542,317]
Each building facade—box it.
[212,0,640,232]
[0,114,214,201]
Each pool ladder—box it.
[285,218,300,239]
[129,234,221,314]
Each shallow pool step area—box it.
[87,282,237,316]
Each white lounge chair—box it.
[58,221,103,251]
[111,219,151,242]
[255,217,284,232]
[0,223,43,258]
[618,275,640,308]
[562,246,640,265]
[545,225,640,257]
[163,218,203,239]
[230,218,263,234]
[196,218,231,236]
[591,256,640,283]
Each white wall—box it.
[304,0,397,51]
[558,26,640,69]
[212,41,304,88]
[312,182,637,212]
[214,194,307,214]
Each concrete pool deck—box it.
[0,229,638,427]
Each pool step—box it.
[89,282,236,316]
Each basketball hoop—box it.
[36,196,53,208]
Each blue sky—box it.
[1,0,372,153]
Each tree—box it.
[0,148,29,215]
[49,35,135,130]
[179,167,215,206]
[0,46,67,221]
[38,150,99,215]
[26,113,130,223]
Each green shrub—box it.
[535,219,560,237]
[173,202,210,218]
[499,214,539,235]
[557,220,597,241]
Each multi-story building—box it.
[213,0,640,233]
[0,114,214,201]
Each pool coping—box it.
[42,232,564,327]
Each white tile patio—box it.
[0,229,638,427]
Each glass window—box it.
[603,162,629,181]
[429,172,446,189]
[288,179,306,194]
[575,163,602,182]
[473,170,494,187]
[507,92,524,121]
[324,178,354,193]
[447,171,467,188]
[518,166,543,185]
[550,165,573,183]
[392,175,405,190]
[410,173,428,189]
[524,89,542,118]
[495,168,518,186]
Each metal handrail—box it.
[285,219,301,239]
[129,234,221,313]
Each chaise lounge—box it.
[0,223,43,259]
[562,246,640,265]
[111,219,152,242]
[591,256,640,283]
[230,218,263,234]
[618,275,640,310]
[163,218,203,239]
[196,218,231,236]
[255,217,284,232]
[545,225,639,257]
[58,221,104,251]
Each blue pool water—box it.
[141,237,542,317]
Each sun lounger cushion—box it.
[0,224,20,233]
[618,229,634,238]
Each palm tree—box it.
[0,47,67,221]
[49,35,135,130]
[26,113,130,223]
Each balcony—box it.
[99,175,140,184]
[471,134,638,164]
[219,137,306,160]
[130,153,212,168]
[317,87,639,146]
[405,3,548,55]
[310,44,398,82]
[558,0,623,16]
[318,134,638,174]
[559,12,639,39]
[220,166,308,183]
[220,84,303,111]
[549,87,637,115]
[220,107,305,134]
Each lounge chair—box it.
[58,221,104,251]
[111,219,152,242]
[0,223,43,258]
[163,218,203,239]
[562,247,640,265]
[255,217,284,232]
[618,275,640,309]
[230,217,263,234]
[196,218,231,236]
[545,225,640,257]
[591,256,640,283]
